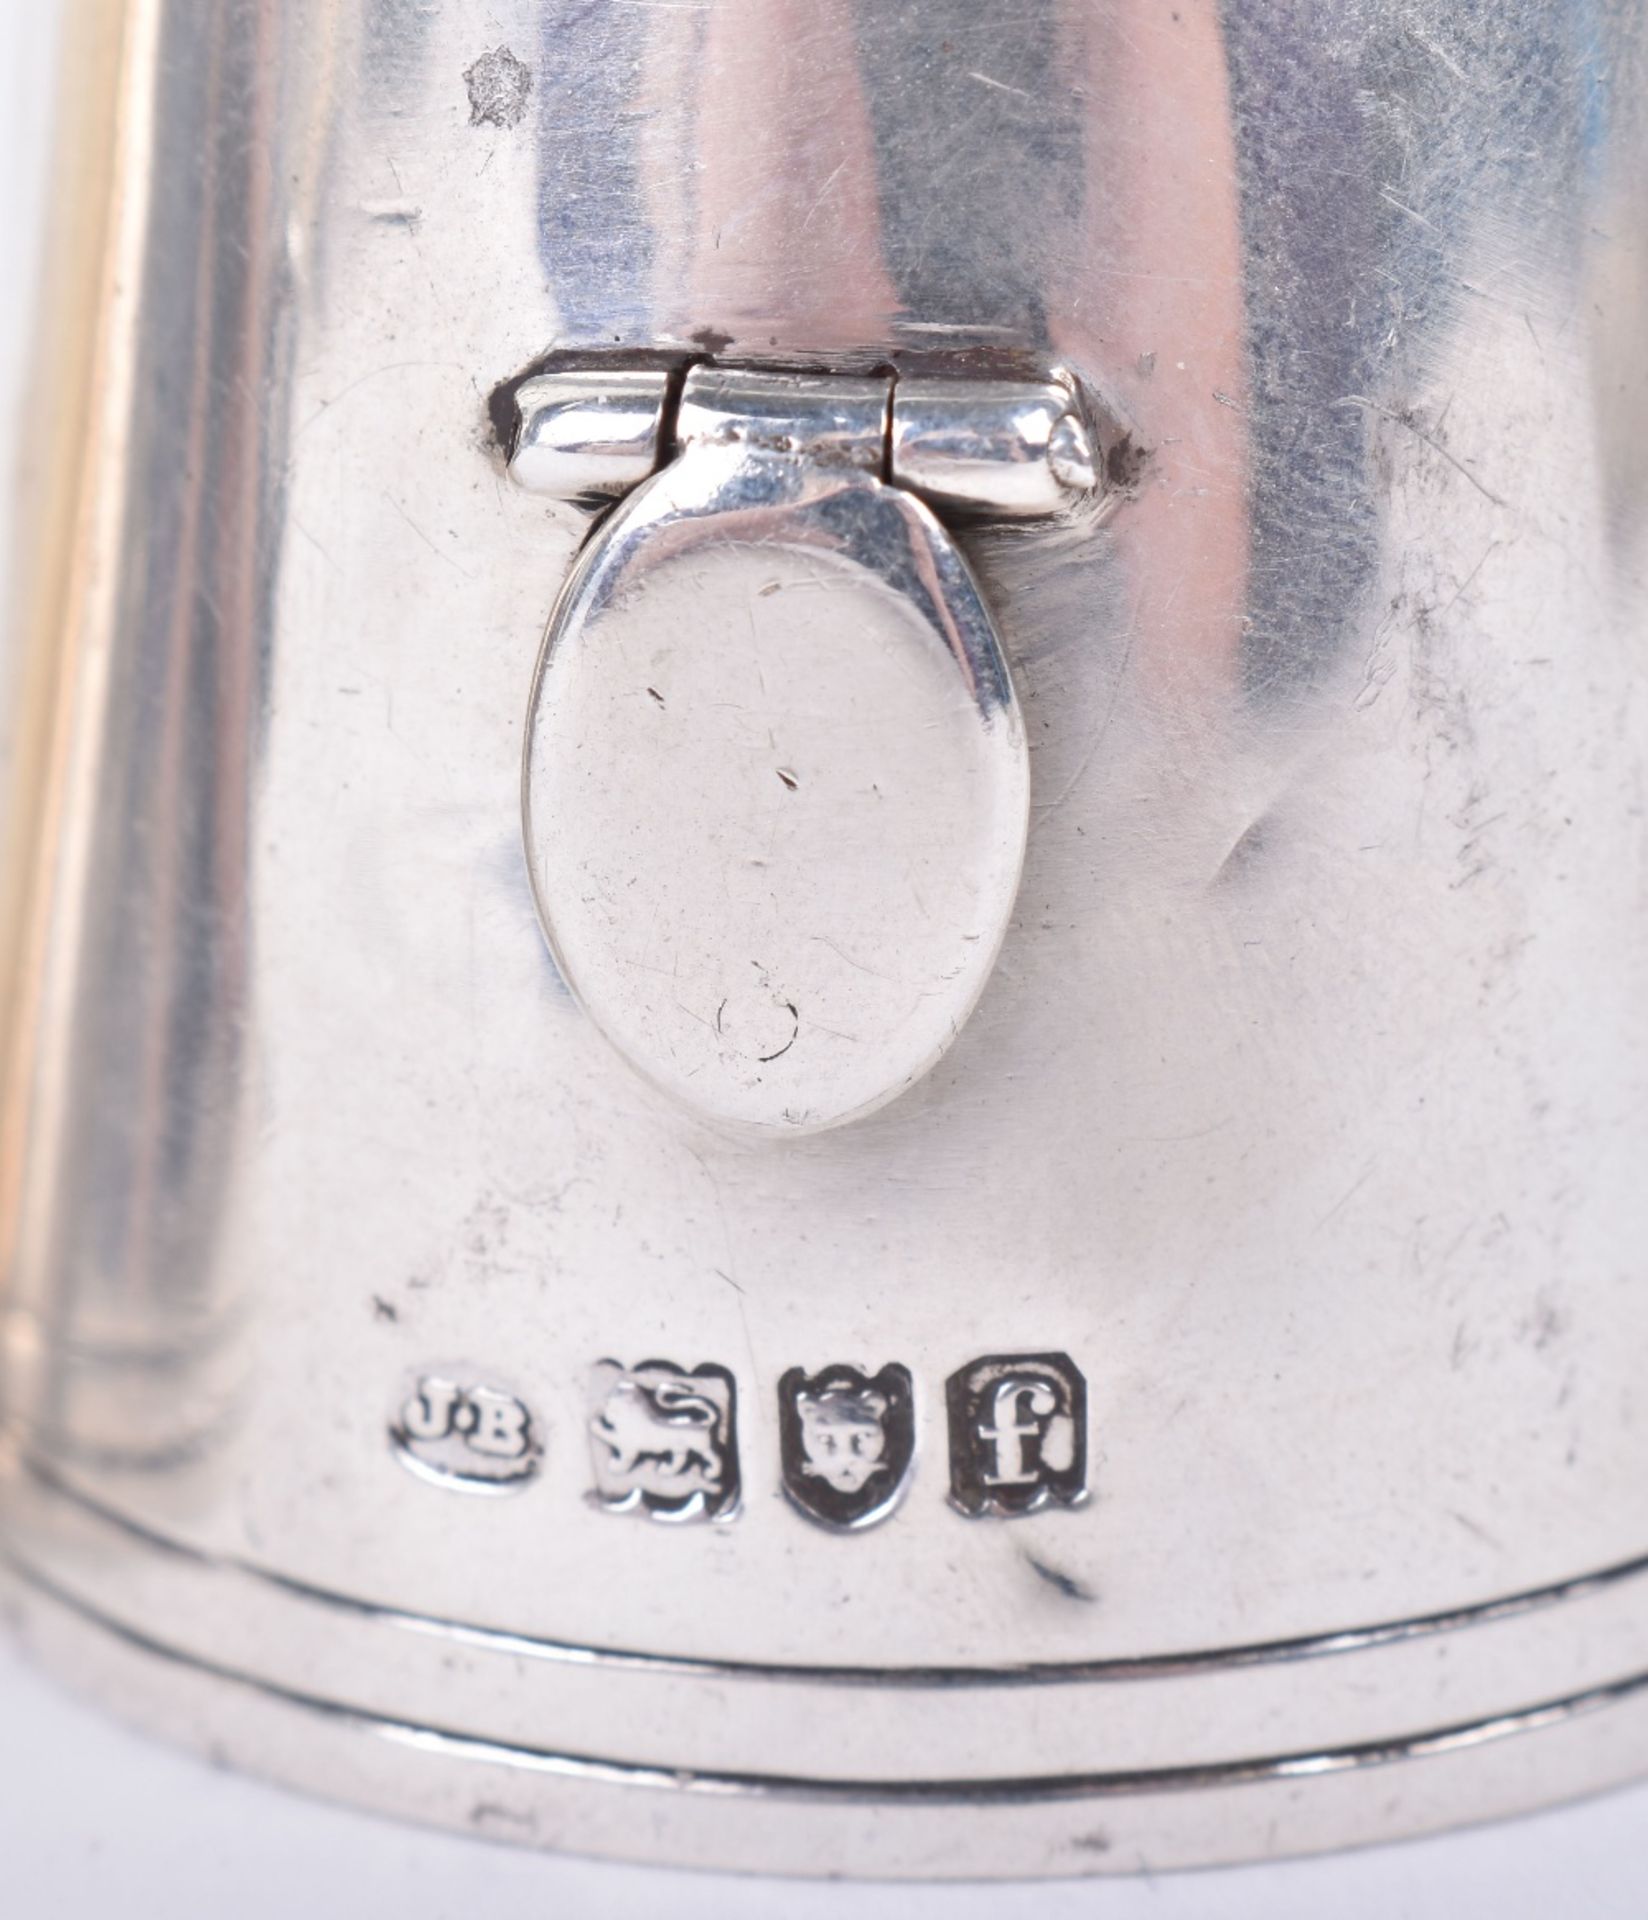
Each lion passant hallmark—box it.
[585,1358,741,1522]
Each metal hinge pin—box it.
[509,362,1100,518]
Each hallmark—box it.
[391,1373,540,1491]
[777,1363,915,1530]
[587,1359,740,1522]
[946,1352,1087,1517]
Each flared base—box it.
[6,1461,1648,1879]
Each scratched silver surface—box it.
[3,0,1648,1878]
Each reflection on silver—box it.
[677,364,889,471]
[509,368,674,499]
[890,375,1098,516]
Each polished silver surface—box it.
[3,0,1648,1881]
[677,364,890,470]
[890,375,1098,516]
[509,368,674,500]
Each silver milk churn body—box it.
[2,0,1647,1880]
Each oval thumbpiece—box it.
[522,448,1029,1133]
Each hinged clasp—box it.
[509,362,1100,518]
[511,358,1088,1133]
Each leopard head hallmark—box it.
[778,1363,915,1531]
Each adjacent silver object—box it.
[4,0,1648,1883]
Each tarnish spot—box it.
[1069,1828,1113,1855]
[464,46,532,129]
[1023,1551,1098,1604]
[1104,431,1150,494]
